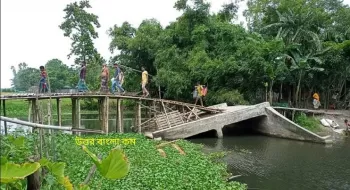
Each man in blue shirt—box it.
[111,63,125,94]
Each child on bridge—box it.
[194,82,204,106]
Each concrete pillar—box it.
[216,128,223,138]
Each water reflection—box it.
[190,136,350,190]
[1,113,143,135]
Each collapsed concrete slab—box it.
[256,107,332,144]
[151,102,332,144]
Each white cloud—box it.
[1,0,349,88]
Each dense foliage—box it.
[0,133,246,190]
[8,0,350,109]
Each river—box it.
[2,114,350,190]
[190,136,350,190]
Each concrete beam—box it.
[257,107,332,144]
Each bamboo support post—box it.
[2,100,7,135]
[117,99,123,133]
[57,98,61,126]
[32,99,38,133]
[101,97,109,134]
[72,98,77,134]
[152,101,156,117]
[134,104,137,131]
[98,99,102,121]
[47,101,51,125]
[28,100,32,123]
[121,104,124,133]
[147,101,152,129]
[77,98,81,135]
[137,101,142,134]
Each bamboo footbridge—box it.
[0,92,225,136]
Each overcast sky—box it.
[1,0,349,88]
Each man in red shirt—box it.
[39,66,48,93]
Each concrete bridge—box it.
[147,102,332,144]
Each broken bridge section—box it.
[145,102,332,144]
[144,102,268,140]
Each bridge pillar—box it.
[101,97,109,134]
[215,127,223,138]
[116,99,123,133]
[71,98,77,134]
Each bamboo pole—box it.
[161,100,171,128]
[104,97,109,134]
[2,100,7,135]
[28,100,32,122]
[134,104,137,132]
[77,98,81,134]
[98,99,102,121]
[121,103,124,133]
[0,116,72,130]
[47,101,52,126]
[72,98,77,134]
[57,98,61,126]
[117,99,122,133]
[138,101,142,134]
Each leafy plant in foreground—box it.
[0,135,130,190]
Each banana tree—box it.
[287,46,328,107]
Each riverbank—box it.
[1,133,247,190]
[294,110,350,137]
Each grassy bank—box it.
[1,133,246,190]
[295,113,322,132]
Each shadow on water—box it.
[187,117,350,190]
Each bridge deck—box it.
[0,93,224,113]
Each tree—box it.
[11,63,40,91]
[45,59,74,91]
[59,0,101,64]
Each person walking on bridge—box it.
[77,61,88,92]
[111,63,125,95]
[39,66,48,93]
[194,82,204,106]
[313,92,321,109]
[141,66,149,97]
[100,63,109,93]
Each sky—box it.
[1,0,349,88]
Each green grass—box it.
[295,113,322,132]
[1,133,247,190]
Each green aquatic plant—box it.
[0,135,132,190]
[0,161,40,184]
[82,145,129,179]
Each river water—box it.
[190,136,350,190]
[2,114,350,190]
